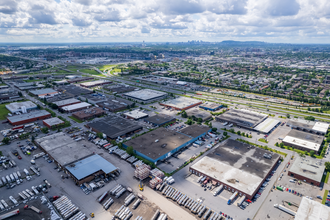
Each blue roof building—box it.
[65,154,117,185]
[199,102,222,111]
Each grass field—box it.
[79,69,103,76]
[98,64,116,71]
[68,116,83,123]
[0,103,10,120]
[322,190,328,204]
[322,172,330,183]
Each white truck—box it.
[0,209,20,219]
[274,204,296,216]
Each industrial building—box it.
[29,88,59,98]
[86,115,143,140]
[133,75,179,85]
[6,101,37,113]
[123,125,211,163]
[7,110,51,126]
[295,197,330,220]
[144,114,176,127]
[47,93,75,103]
[160,97,202,110]
[190,139,280,200]
[80,80,111,88]
[254,118,281,134]
[123,110,148,120]
[0,90,20,101]
[80,93,107,104]
[52,98,81,108]
[123,89,167,103]
[199,102,223,111]
[65,154,117,185]
[14,82,44,90]
[61,102,92,113]
[67,77,94,83]
[43,117,65,128]
[105,84,136,93]
[97,100,128,112]
[35,132,94,167]
[282,130,323,152]
[35,133,116,184]
[216,109,268,129]
[186,108,212,121]
[288,157,325,186]
[287,119,330,135]
[72,107,106,121]
[57,85,92,96]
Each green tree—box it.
[325,162,330,171]
[97,132,103,139]
[305,116,315,121]
[2,137,10,144]
[41,127,49,134]
[212,127,217,132]
[223,131,227,136]
[309,150,315,157]
[279,142,284,148]
[186,119,193,125]
[127,146,134,155]
[237,131,241,135]
[286,114,290,119]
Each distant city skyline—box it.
[0,0,329,43]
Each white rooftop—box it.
[52,98,80,107]
[6,101,37,113]
[254,118,280,133]
[43,117,64,126]
[191,156,263,196]
[283,136,321,151]
[161,97,202,109]
[312,122,329,134]
[124,89,167,101]
[62,102,91,111]
[123,109,148,119]
[295,197,330,220]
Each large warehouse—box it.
[288,157,325,186]
[199,102,222,111]
[80,80,111,88]
[254,118,281,134]
[160,97,202,110]
[86,115,143,140]
[287,119,329,135]
[123,89,167,103]
[216,109,268,129]
[189,139,280,199]
[282,129,323,152]
[35,133,117,185]
[123,125,211,163]
[72,107,106,121]
[7,110,51,125]
[123,109,148,120]
[65,154,117,185]
[61,102,92,113]
[295,197,330,220]
[144,114,176,127]
[6,101,37,113]
[30,88,59,98]
[52,98,81,108]
[186,108,212,121]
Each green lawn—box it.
[258,138,268,143]
[68,116,83,123]
[79,69,103,76]
[0,103,10,120]
[98,64,116,71]
[110,68,122,74]
[322,190,328,204]
[323,172,330,183]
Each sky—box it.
[1,0,330,43]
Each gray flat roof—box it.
[186,108,212,121]
[87,115,143,139]
[65,154,117,180]
[283,129,323,151]
[52,98,80,107]
[191,139,280,196]
[254,118,280,133]
[124,89,167,101]
[289,157,325,183]
[30,88,57,95]
[7,110,51,123]
[43,117,64,126]
[80,80,110,87]
[179,124,211,138]
[62,102,91,111]
[6,101,37,113]
[144,114,175,125]
[295,197,330,220]
[123,109,148,119]
[216,109,268,128]
[57,85,92,96]
[125,127,192,160]
[199,102,222,109]
[161,97,202,109]
[287,119,329,134]
[35,132,94,166]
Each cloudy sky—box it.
[1,0,330,43]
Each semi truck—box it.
[24,205,42,214]
[227,191,238,205]
[213,185,223,196]
[0,209,20,219]
[274,204,296,216]
[236,195,246,207]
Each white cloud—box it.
[0,0,329,43]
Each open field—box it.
[0,103,10,120]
